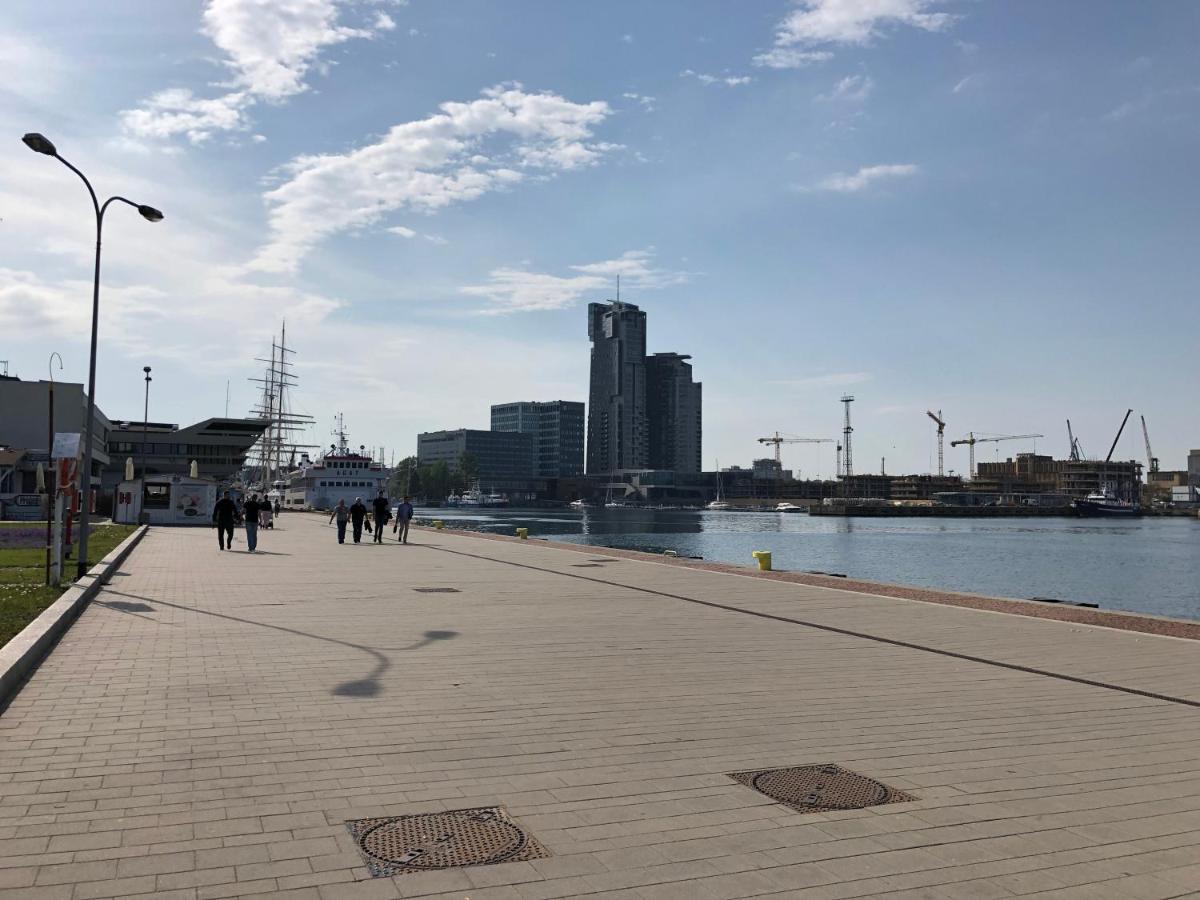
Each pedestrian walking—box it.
[393,495,415,544]
[273,499,281,516]
[329,499,350,544]
[350,497,368,543]
[243,493,262,552]
[371,490,390,544]
[212,490,237,551]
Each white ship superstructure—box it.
[284,415,389,510]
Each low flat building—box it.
[103,418,269,492]
[976,453,1142,502]
[417,429,535,485]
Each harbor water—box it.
[416,506,1200,621]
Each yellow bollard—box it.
[516,527,528,539]
[752,550,772,571]
[434,520,444,530]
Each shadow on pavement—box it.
[101,589,458,699]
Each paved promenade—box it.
[1,516,1199,900]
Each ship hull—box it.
[1073,499,1141,517]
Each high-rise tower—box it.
[645,353,702,474]
[586,300,648,474]
[841,394,855,478]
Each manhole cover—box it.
[571,563,604,568]
[347,807,550,877]
[729,764,914,814]
[587,558,615,563]
[413,587,460,593]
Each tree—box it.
[456,452,481,493]
[388,457,419,497]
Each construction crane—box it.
[1106,409,1133,462]
[926,410,946,476]
[1066,419,1085,462]
[950,432,1044,478]
[1140,415,1159,474]
[757,432,833,465]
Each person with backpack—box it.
[371,491,390,544]
[329,499,350,544]
[393,495,415,544]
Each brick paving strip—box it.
[0,514,1198,900]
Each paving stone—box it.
[1,519,1198,900]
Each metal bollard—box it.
[751,550,772,571]
[434,520,444,530]
[516,527,528,539]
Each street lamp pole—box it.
[140,367,152,479]
[22,133,163,579]
[45,352,63,586]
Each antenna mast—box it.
[841,395,855,478]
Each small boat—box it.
[775,502,804,513]
[569,499,587,509]
[706,459,731,510]
[482,491,509,507]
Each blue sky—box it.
[2,0,1198,477]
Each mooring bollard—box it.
[434,520,444,530]
[516,527,528,539]
[752,550,772,571]
[663,550,678,557]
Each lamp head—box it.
[137,205,164,223]
[22,133,57,156]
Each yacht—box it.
[706,460,731,510]
[775,502,804,513]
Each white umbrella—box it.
[124,457,134,481]
[190,460,199,478]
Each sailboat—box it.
[604,471,627,508]
[706,460,731,510]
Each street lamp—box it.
[140,367,152,480]
[22,133,163,579]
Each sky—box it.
[2,0,1198,479]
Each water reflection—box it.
[415,506,1200,621]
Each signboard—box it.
[52,432,81,460]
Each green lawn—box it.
[0,523,138,649]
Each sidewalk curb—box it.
[0,524,149,708]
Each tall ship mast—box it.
[245,321,317,488]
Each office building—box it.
[0,375,112,495]
[586,301,648,474]
[1190,449,1200,489]
[417,429,535,483]
[645,353,702,474]
[491,401,584,478]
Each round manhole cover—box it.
[750,765,893,811]
[357,809,531,871]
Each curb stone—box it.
[0,524,148,707]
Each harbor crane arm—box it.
[757,432,833,464]
[1106,409,1133,462]
[1140,415,1158,473]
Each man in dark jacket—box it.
[350,497,368,543]
[212,490,238,550]
[393,495,415,544]
[371,491,390,544]
[242,493,262,552]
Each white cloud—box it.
[388,226,417,238]
[808,163,918,192]
[771,372,872,388]
[461,249,688,315]
[820,74,874,101]
[622,92,657,112]
[121,0,401,144]
[755,0,954,69]
[752,48,833,70]
[621,34,634,44]
[681,70,753,87]
[250,83,615,273]
[951,74,976,94]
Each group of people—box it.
[329,491,415,545]
[211,491,278,552]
